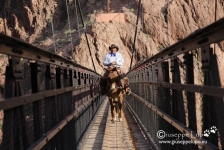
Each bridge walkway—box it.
[78,98,152,150]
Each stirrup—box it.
[126,87,131,95]
[100,87,106,95]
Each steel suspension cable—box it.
[140,2,144,61]
[48,0,57,53]
[214,0,217,53]
[167,0,170,45]
[50,17,57,53]
[76,0,96,71]
[75,0,80,37]
[150,0,152,56]
[214,0,217,22]
[129,0,142,71]
[141,3,144,32]
[65,0,74,60]
[1,4,7,35]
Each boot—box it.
[100,87,106,95]
[123,77,131,95]
[119,78,126,94]
[120,79,125,88]
[100,78,106,95]
[125,86,131,95]
[120,79,131,95]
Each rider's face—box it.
[111,48,117,53]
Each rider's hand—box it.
[110,61,116,65]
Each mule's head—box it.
[105,66,120,93]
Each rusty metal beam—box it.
[128,18,224,73]
[0,34,100,77]
[0,84,96,110]
[26,94,101,150]
[131,81,224,97]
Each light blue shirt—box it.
[103,52,124,67]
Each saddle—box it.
[100,67,131,95]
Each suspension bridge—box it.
[0,0,224,150]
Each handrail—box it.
[27,94,102,150]
[127,93,218,150]
[0,32,102,150]
[126,17,224,149]
[0,84,97,110]
[128,17,224,73]
[0,33,100,76]
[130,81,224,97]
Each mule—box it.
[104,66,129,122]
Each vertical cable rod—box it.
[75,0,80,37]
[65,0,74,60]
[76,0,96,71]
[1,3,7,35]
[48,0,57,53]
[150,0,152,55]
[129,0,142,71]
[167,0,170,46]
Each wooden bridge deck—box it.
[78,98,152,150]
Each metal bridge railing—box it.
[0,33,105,150]
[126,18,224,150]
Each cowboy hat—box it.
[109,44,119,51]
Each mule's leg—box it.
[118,95,123,121]
[109,98,116,121]
[124,77,131,95]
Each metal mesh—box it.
[43,96,56,132]
[0,55,104,149]
[1,104,35,149]
[56,92,72,121]
[127,85,177,149]
[0,110,3,144]
[126,48,224,149]
[41,95,105,150]
[21,59,32,95]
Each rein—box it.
[107,67,123,91]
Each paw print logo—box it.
[210,126,217,133]
[203,130,210,137]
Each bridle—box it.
[106,67,122,91]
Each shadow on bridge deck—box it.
[78,98,152,150]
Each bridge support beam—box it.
[171,57,185,149]
[201,45,224,146]
[30,62,43,142]
[1,57,28,149]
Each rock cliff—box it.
[0,0,224,75]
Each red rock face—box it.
[0,0,223,77]
[96,13,126,23]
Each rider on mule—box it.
[100,44,131,95]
